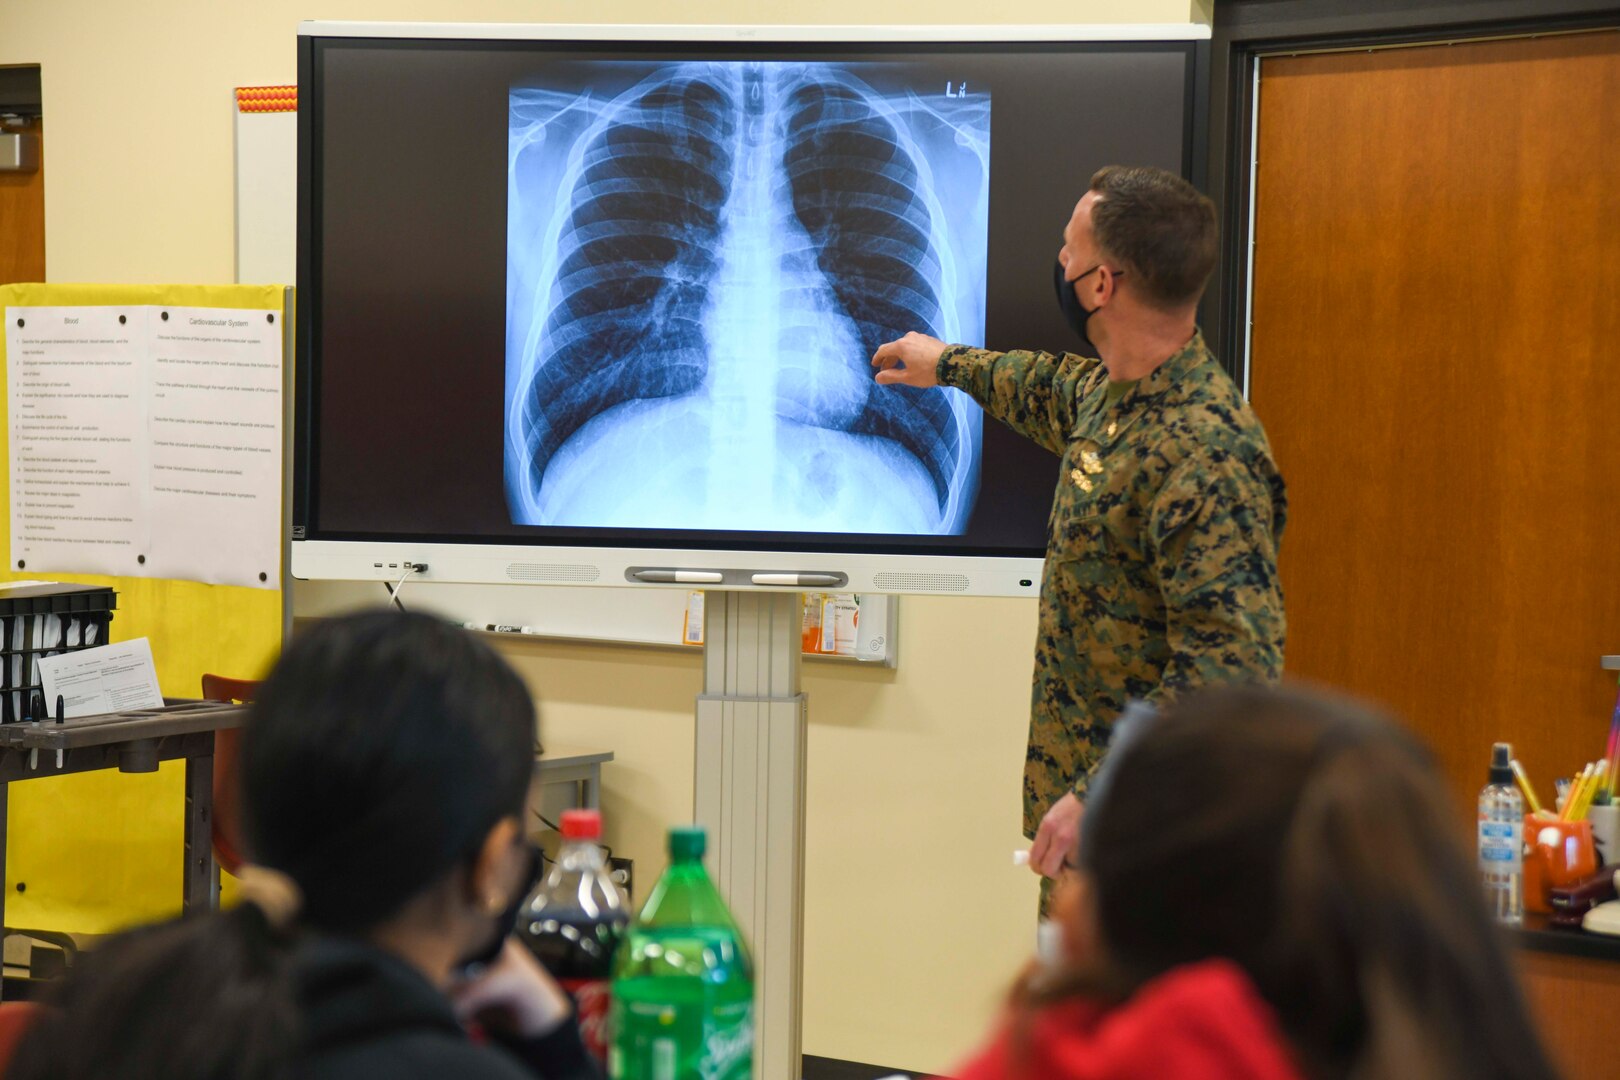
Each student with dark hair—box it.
[10,610,598,1080]
[955,685,1561,1080]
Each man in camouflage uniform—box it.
[872,166,1286,882]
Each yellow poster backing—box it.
[0,282,285,933]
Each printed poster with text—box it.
[5,304,282,588]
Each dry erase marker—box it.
[462,622,540,635]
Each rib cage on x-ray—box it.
[779,79,961,513]
[518,76,736,500]
[507,62,989,533]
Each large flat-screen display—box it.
[292,23,1207,596]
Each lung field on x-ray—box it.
[505,61,990,534]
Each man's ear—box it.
[468,815,523,909]
[1094,264,1123,307]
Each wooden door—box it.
[0,116,43,283]
[1250,31,1620,812]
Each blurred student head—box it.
[1050,684,1557,1080]
[241,608,536,946]
[11,610,539,1080]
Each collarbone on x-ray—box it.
[506,61,990,536]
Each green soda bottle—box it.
[610,826,754,1080]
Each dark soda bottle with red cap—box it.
[517,809,628,1063]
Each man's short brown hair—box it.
[1088,165,1217,310]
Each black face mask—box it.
[457,842,543,974]
[1054,259,1112,355]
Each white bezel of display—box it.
[291,540,1043,598]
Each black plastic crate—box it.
[0,584,118,723]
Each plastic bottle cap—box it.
[1489,742,1514,785]
[669,826,707,860]
[560,809,601,840]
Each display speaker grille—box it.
[505,563,600,583]
[870,571,969,593]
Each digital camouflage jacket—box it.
[937,330,1287,836]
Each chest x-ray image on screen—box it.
[506,60,991,535]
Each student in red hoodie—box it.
[956,685,1560,1080]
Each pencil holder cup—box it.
[1523,816,1597,915]
[1588,804,1620,867]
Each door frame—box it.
[1204,0,1620,386]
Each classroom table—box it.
[1515,913,1620,1080]
[533,744,615,811]
[0,704,615,992]
[0,699,249,995]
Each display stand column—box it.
[696,591,806,1080]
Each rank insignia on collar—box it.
[1080,450,1103,475]
[1070,468,1093,493]
[1105,421,1118,439]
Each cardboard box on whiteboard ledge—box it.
[685,592,891,661]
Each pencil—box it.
[1562,763,1593,822]
[1510,759,1542,815]
[1577,761,1610,822]
[1607,676,1620,800]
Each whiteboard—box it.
[291,576,697,648]
[233,87,296,286]
[233,86,895,658]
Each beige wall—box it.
[3,0,1205,285]
[499,596,1043,1069]
[0,1,1206,1071]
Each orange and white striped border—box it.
[235,85,297,113]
